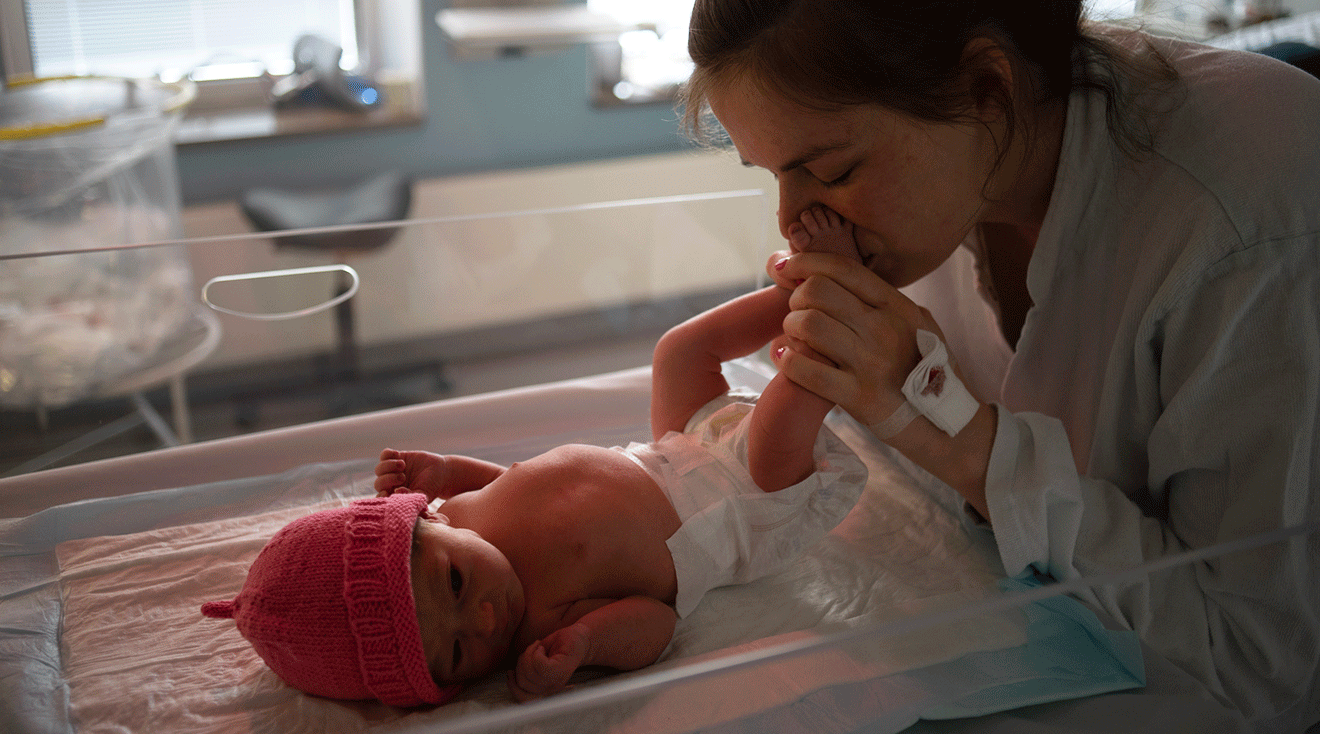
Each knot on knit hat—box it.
[201,492,460,707]
[201,600,235,618]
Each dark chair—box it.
[239,170,445,418]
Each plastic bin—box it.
[0,76,203,408]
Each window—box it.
[17,0,359,81]
[587,0,693,107]
[1,0,424,143]
[1087,0,1139,20]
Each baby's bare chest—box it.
[506,489,680,616]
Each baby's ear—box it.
[423,511,452,526]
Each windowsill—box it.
[175,75,424,146]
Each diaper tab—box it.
[659,433,717,476]
[902,330,979,437]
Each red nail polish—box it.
[774,257,789,271]
[774,346,786,359]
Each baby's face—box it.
[411,516,525,683]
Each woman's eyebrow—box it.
[741,142,852,175]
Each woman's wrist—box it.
[884,402,995,521]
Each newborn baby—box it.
[203,208,868,705]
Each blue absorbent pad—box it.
[919,574,1146,720]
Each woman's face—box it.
[708,77,1002,288]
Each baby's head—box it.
[201,492,494,706]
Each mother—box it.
[680,1,1318,730]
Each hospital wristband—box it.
[901,330,980,437]
[868,400,920,440]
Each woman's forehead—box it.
[711,85,876,172]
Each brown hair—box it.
[680,0,1178,162]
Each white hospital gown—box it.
[904,33,1320,732]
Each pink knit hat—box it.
[201,492,460,706]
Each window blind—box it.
[23,0,358,79]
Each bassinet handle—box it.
[200,264,360,321]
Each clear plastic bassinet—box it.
[0,76,212,409]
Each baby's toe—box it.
[787,222,811,253]
[800,207,826,235]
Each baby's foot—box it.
[788,206,861,262]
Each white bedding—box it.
[6,361,1155,734]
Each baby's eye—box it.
[450,567,463,597]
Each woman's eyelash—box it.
[450,567,463,596]
[453,640,462,669]
[822,166,856,187]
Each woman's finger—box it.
[782,254,945,352]
[773,266,933,426]
[786,275,916,370]
[786,272,875,336]
[765,249,797,290]
[782,303,916,406]
[775,342,868,414]
[770,333,834,368]
[781,302,863,367]
[775,252,926,324]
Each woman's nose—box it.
[777,179,811,242]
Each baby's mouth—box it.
[497,588,518,642]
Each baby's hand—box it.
[373,449,449,500]
[507,623,590,702]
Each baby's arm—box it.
[507,597,676,702]
[651,285,795,438]
[374,449,506,501]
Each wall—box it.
[137,0,1320,204]
[175,0,693,204]
[182,149,777,369]
[1141,0,1320,29]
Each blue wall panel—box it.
[176,7,692,203]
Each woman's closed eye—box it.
[450,566,463,597]
[821,165,857,188]
[453,640,463,672]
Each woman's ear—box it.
[961,36,1015,123]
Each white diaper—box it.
[618,390,868,617]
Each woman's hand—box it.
[766,250,937,426]
[766,250,996,519]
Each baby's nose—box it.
[470,601,496,639]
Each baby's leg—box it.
[788,207,861,262]
[748,207,860,492]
